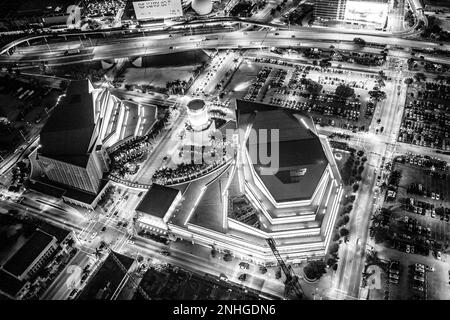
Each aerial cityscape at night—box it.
[0,0,449,305]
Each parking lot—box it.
[388,156,450,248]
[369,152,450,299]
[375,245,450,300]
[398,81,450,151]
[232,56,377,131]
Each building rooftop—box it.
[77,252,134,300]
[2,230,55,278]
[236,100,328,202]
[39,80,96,168]
[39,224,71,243]
[136,184,180,219]
[0,270,25,298]
[187,99,206,111]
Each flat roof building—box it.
[0,229,57,281]
[136,184,182,234]
[77,252,134,300]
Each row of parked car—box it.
[243,66,272,102]
[409,263,430,296]
[399,98,450,151]
[407,183,444,201]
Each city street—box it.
[0,1,448,301]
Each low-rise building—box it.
[0,229,57,281]
[136,184,182,235]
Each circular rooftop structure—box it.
[186,98,210,130]
[192,0,213,15]
[187,99,206,112]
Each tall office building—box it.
[313,0,347,21]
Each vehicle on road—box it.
[68,289,78,299]
[64,48,80,56]
[90,232,97,239]
[436,251,442,260]
[160,251,171,256]
[238,274,248,281]
[389,278,399,284]
[389,274,399,280]
[414,263,425,272]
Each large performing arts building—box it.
[140,100,343,264]
[29,80,126,209]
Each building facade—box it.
[163,100,343,265]
[313,0,347,21]
[136,184,182,235]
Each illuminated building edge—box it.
[164,136,342,265]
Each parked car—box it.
[219,273,228,281]
[239,262,250,270]
[425,266,435,272]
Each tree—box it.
[414,72,426,82]
[339,228,350,237]
[353,183,360,192]
[333,233,341,242]
[137,255,144,263]
[303,260,327,280]
[319,59,332,68]
[369,89,386,102]
[329,242,339,254]
[275,267,282,279]
[223,253,233,262]
[335,84,355,99]
[341,215,350,225]
[306,81,323,95]
[353,37,366,46]
[343,204,353,214]
[344,195,356,205]
[327,257,337,267]
[404,78,413,85]
[371,226,391,244]
[66,238,75,247]
[60,80,69,91]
